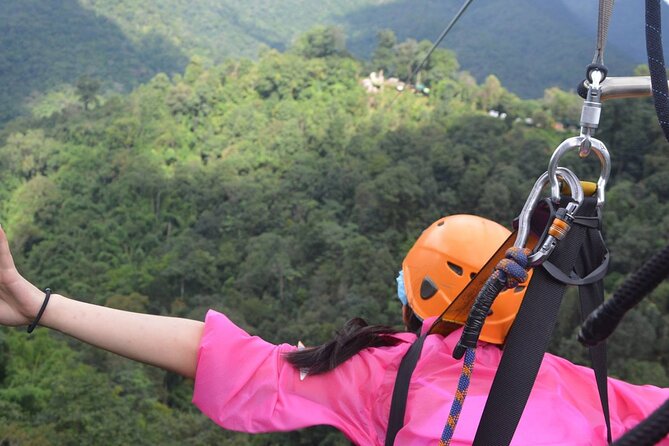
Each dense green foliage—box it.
[0,31,668,444]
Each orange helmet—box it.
[401,214,531,344]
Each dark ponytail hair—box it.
[285,309,423,375]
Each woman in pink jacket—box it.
[0,216,667,445]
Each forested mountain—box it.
[0,28,668,444]
[2,0,667,123]
[344,0,656,95]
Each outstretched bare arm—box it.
[0,226,204,378]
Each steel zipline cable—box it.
[387,0,475,108]
[406,0,475,86]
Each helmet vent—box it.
[514,285,526,293]
[447,262,464,276]
[470,272,477,280]
[420,276,439,299]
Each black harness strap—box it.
[574,219,612,444]
[540,212,612,442]
[473,198,597,446]
[542,252,609,286]
[385,333,427,446]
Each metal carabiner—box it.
[515,167,583,266]
[547,136,611,208]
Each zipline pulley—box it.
[579,68,604,157]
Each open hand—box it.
[0,225,44,327]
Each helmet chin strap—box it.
[401,305,416,332]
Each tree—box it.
[477,75,504,111]
[543,87,582,127]
[420,47,459,86]
[0,130,61,180]
[76,76,102,111]
[393,38,419,81]
[371,29,397,75]
[292,26,347,59]
[28,84,82,118]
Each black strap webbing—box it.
[473,198,597,446]
[574,224,612,444]
[542,251,609,286]
[385,333,427,446]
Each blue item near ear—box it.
[396,270,408,306]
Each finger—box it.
[0,225,17,271]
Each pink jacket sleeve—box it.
[191,310,400,444]
[517,352,669,445]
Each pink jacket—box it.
[193,310,669,445]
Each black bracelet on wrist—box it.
[27,288,52,334]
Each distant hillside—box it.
[1,0,667,123]
[77,0,372,58]
[0,0,187,123]
[343,0,665,96]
